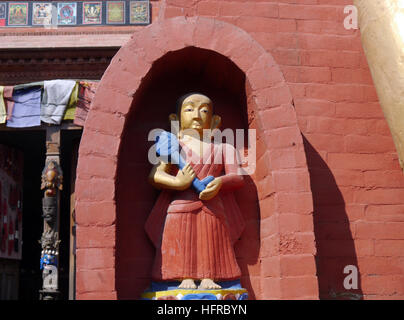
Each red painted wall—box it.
[75,0,404,300]
[157,0,401,300]
[75,15,318,300]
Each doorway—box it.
[0,128,81,300]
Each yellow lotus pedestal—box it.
[141,280,248,300]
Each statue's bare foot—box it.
[179,279,197,289]
[198,278,222,289]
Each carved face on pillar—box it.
[42,196,57,224]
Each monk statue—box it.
[145,93,245,291]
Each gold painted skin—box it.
[354,0,404,170]
[148,94,223,290]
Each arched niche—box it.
[75,16,318,300]
[115,46,260,299]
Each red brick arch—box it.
[75,16,318,300]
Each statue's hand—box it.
[175,163,196,190]
[199,177,222,201]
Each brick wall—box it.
[72,0,404,299]
[75,15,318,300]
[150,0,404,300]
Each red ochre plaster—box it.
[75,16,317,300]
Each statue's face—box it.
[43,205,55,222]
[180,94,213,133]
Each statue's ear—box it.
[211,115,221,130]
[169,113,181,138]
[169,113,178,123]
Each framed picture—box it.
[57,2,77,25]
[0,3,6,19]
[83,1,102,25]
[106,1,125,24]
[129,1,149,25]
[32,2,53,26]
[0,2,6,26]
[8,2,28,26]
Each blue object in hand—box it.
[40,254,57,270]
[155,131,214,194]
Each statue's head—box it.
[170,93,221,137]
[42,196,57,223]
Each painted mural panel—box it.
[107,1,125,24]
[8,2,28,26]
[57,2,77,25]
[129,0,149,25]
[0,3,6,26]
[0,0,150,27]
[32,2,52,26]
[83,1,102,25]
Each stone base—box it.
[141,280,248,300]
[39,289,60,300]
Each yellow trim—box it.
[141,288,247,300]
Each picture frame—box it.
[57,2,77,25]
[83,1,102,25]
[106,1,125,24]
[32,2,53,26]
[8,2,28,26]
[129,0,149,25]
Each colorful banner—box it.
[0,0,150,27]
[0,80,101,129]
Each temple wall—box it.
[70,0,404,299]
[74,15,318,300]
[157,0,402,300]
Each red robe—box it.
[145,142,245,281]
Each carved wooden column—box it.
[39,126,63,300]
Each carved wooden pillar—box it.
[39,127,63,300]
